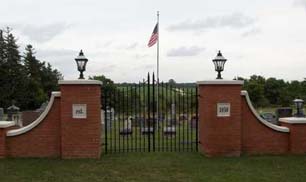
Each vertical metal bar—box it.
[143,80,146,152]
[183,87,185,151]
[196,86,199,152]
[121,88,124,153]
[165,83,171,152]
[139,82,142,152]
[115,89,117,153]
[117,89,123,152]
[134,84,137,152]
[178,85,181,152]
[126,87,129,152]
[158,79,161,151]
[140,81,142,152]
[132,83,137,151]
[109,91,113,153]
[123,87,126,153]
[174,84,177,151]
[130,85,133,152]
[138,84,140,152]
[189,88,195,151]
[170,83,173,152]
[152,73,155,152]
[147,73,151,152]
[161,82,165,152]
[104,89,108,154]
[187,88,190,151]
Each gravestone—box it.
[7,103,21,126]
[163,126,176,136]
[190,115,197,129]
[106,108,114,129]
[276,107,292,121]
[120,116,132,135]
[101,107,115,129]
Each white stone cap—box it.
[0,121,15,128]
[241,90,290,132]
[59,80,102,85]
[7,92,61,136]
[279,117,306,124]
[197,80,244,85]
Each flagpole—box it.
[156,11,160,127]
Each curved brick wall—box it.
[241,97,289,154]
[6,97,61,157]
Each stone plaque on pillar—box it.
[217,103,230,117]
[72,104,87,119]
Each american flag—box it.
[147,23,158,47]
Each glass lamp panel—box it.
[77,60,85,71]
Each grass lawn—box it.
[1,153,306,182]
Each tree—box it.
[0,30,5,65]
[40,62,62,97]
[0,28,62,110]
[0,27,28,109]
[89,75,119,109]
[168,79,176,87]
[243,75,268,107]
[24,45,43,81]
[23,45,46,109]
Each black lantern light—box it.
[293,99,304,117]
[75,50,88,79]
[212,50,227,79]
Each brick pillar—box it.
[0,121,15,158]
[197,80,243,157]
[279,118,306,154]
[59,80,102,159]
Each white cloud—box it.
[125,42,138,50]
[168,13,255,32]
[241,27,261,37]
[21,23,70,43]
[1,1,306,82]
[295,0,306,9]
[167,46,204,57]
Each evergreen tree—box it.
[0,27,62,110]
[0,29,6,108]
[24,45,43,81]
[0,28,28,109]
[40,62,62,97]
[23,44,46,109]
[0,30,5,64]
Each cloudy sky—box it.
[1,0,306,82]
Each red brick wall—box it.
[241,98,289,154]
[198,84,242,156]
[0,129,6,158]
[281,123,306,154]
[6,97,61,157]
[60,84,101,159]
[22,111,41,126]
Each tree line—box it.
[239,75,306,108]
[0,28,62,110]
[93,75,306,109]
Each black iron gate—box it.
[102,73,198,153]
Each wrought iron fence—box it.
[102,73,198,153]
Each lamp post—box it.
[293,99,304,117]
[212,50,227,79]
[75,50,88,79]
